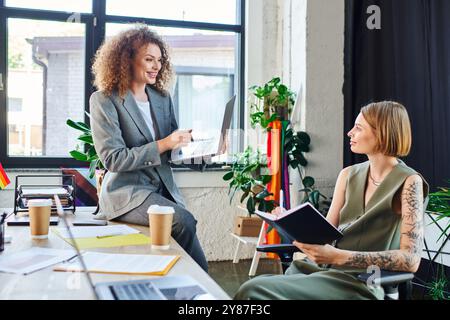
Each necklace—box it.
[369,171,381,187]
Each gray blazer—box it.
[90,85,185,220]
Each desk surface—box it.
[0,207,230,300]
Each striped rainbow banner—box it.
[0,162,10,189]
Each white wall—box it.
[247,0,345,207]
[303,0,345,198]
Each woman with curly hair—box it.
[89,24,208,272]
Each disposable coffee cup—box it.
[28,199,52,239]
[147,205,174,250]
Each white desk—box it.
[0,207,230,300]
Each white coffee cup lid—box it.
[28,199,52,207]
[147,205,175,214]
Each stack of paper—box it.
[0,247,75,275]
[21,187,69,196]
[54,252,179,276]
[56,225,140,239]
[53,225,151,249]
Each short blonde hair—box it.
[361,101,412,157]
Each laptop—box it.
[53,195,214,300]
[170,95,236,164]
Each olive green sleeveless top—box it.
[336,160,429,253]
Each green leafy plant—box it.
[249,77,326,209]
[284,128,327,210]
[427,181,450,240]
[249,77,296,128]
[425,180,450,300]
[223,147,277,215]
[224,77,327,216]
[427,264,450,300]
[66,112,104,179]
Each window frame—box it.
[0,0,245,168]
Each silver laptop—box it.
[54,195,214,300]
[170,95,236,164]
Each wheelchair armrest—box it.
[256,244,300,254]
[357,270,414,286]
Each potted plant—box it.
[249,77,326,209]
[425,182,450,300]
[223,147,275,237]
[66,112,106,198]
[249,77,295,124]
[224,77,327,236]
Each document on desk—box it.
[56,225,140,239]
[52,227,151,250]
[0,247,76,275]
[54,252,180,275]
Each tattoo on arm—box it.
[343,179,424,272]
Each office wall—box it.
[277,0,346,207]
[302,0,345,199]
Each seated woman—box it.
[234,101,429,300]
[89,25,208,272]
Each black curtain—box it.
[344,0,450,190]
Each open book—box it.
[255,202,343,245]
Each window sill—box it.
[171,163,231,172]
[4,168,229,189]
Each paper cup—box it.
[147,205,174,250]
[28,199,52,239]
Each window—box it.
[5,0,92,13]
[6,18,86,158]
[106,0,237,25]
[0,1,244,168]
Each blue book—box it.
[255,202,343,245]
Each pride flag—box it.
[264,120,282,258]
[0,162,10,189]
[264,120,292,259]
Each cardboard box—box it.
[233,216,263,237]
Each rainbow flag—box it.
[264,120,282,258]
[263,120,292,259]
[0,162,11,189]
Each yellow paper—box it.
[53,252,179,276]
[53,229,151,249]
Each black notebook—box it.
[255,202,343,245]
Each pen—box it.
[96,233,122,239]
[66,254,79,263]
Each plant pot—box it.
[233,216,263,237]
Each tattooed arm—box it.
[336,175,424,272]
